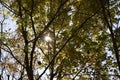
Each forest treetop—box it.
[0,0,120,80]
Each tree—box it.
[0,0,120,80]
[99,0,120,71]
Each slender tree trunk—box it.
[50,27,56,80]
[100,0,120,71]
[8,75,10,80]
[0,75,1,80]
[0,19,3,61]
[50,61,55,80]
[26,68,34,80]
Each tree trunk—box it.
[100,0,120,71]
[26,68,34,80]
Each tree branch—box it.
[2,43,25,68]
[37,8,99,80]
[0,0,16,15]
[100,0,120,71]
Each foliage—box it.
[0,0,120,80]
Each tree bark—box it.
[100,0,120,71]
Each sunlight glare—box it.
[45,35,51,42]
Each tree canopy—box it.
[0,0,120,80]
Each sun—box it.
[44,35,51,42]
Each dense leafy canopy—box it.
[0,0,120,80]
